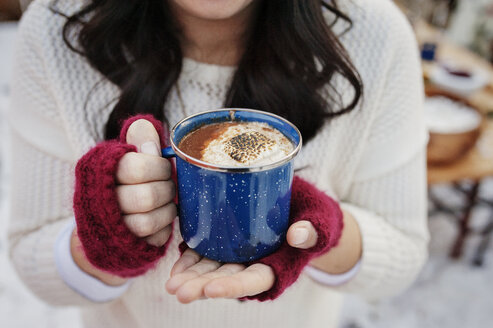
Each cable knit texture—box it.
[73,115,173,277]
[7,0,429,327]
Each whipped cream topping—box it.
[201,122,294,167]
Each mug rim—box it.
[169,108,303,173]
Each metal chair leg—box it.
[450,181,480,259]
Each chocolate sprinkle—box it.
[224,132,275,163]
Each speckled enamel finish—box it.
[175,162,293,262]
[163,109,301,263]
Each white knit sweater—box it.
[7,0,429,327]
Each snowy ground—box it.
[1,22,492,328]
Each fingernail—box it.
[292,228,309,245]
[140,141,160,156]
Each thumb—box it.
[286,221,318,249]
[125,119,161,156]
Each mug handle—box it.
[162,146,176,158]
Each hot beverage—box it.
[178,121,294,167]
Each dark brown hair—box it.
[51,0,363,142]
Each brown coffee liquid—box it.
[178,122,238,160]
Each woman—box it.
[7,0,429,327]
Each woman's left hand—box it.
[165,220,318,303]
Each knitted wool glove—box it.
[73,114,174,278]
[244,176,344,301]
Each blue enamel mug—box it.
[162,109,302,263]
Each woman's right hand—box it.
[71,119,176,285]
[116,119,176,247]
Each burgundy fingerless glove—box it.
[73,114,175,278]
[244,176,344,301]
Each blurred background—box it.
[1,0,493,327]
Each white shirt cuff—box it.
[54,219,131,302]
[304,260,361,286]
